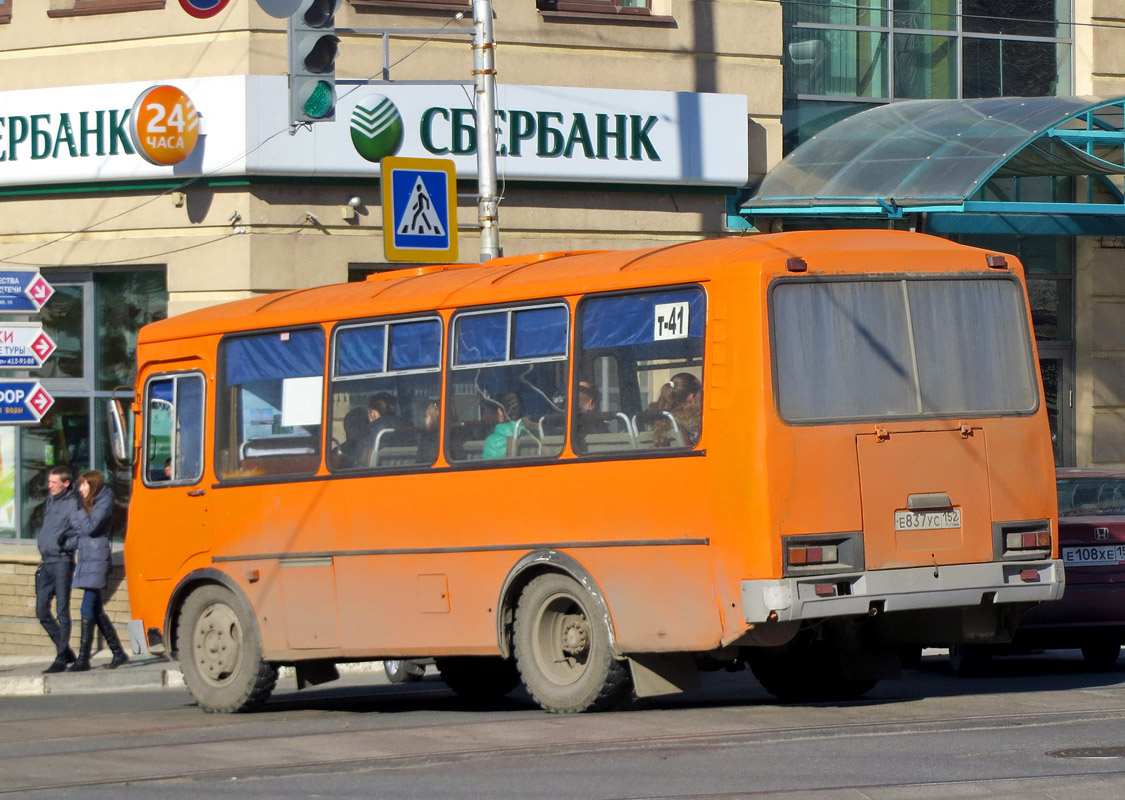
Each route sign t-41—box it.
[0,269,54,313]
[0,380,54,424]
[382,156,458,263]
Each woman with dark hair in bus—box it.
[65,470,128,671]
[648,372,703,448]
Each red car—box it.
[949,469,1125,674]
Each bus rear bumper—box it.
[741,560,1064,624]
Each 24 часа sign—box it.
[0,76,748,188]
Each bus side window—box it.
[144,373,206,486]
[216,328,325,479]
[327,317,443,472]
[575,287,706,454]
[448,304,569,463]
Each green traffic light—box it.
[303,80,335,119]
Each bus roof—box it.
[139,229,1008,344]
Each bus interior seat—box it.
[237,435,320,475]
[448,421,491,461]
[582,431,636,452]
[632,411,683,449]
[371,428,422,467]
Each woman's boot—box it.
[68,617,94,672]
[97,612,128,669]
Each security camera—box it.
[347,196,362,208]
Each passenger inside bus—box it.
[573,380,610,449]
[644,372,702,448]
[361,392,401,455]
[334,407,372,469]
[416,400,440,465]
[482,393,536,459]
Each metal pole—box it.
[472,0,501,262]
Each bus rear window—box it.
[772,277,1037,422]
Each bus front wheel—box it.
[513,573,632,713]
[177,585,278,713]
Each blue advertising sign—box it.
[0,270,55,313]
[0,380,54,425]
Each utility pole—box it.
[472,0,501,262]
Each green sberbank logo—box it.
[350,95,404,162]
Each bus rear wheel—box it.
[435,656,520,701]
[178,585,278,713]
[749,657,877,702]
[513,573,632,713]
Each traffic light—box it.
[287,0,340,124]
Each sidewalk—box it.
[0,652,183,697]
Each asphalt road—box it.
[4,651,1125,799]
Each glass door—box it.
[1038,346,1074,466]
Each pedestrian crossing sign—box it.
[382,156,458,263]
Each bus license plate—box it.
[894,508,961,531]
[1061,544,1125,567]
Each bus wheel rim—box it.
[532,591,590,687]
[193,602,244,686]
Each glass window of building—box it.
[782,1,1073,151]
[5,269,167,543]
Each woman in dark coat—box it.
[67,470,127,671]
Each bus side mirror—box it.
[107,394,133,467]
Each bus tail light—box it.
[1006,530,1051,551]
[790,544,838,566]
[994,520,1052,560]
[782,532,863,577]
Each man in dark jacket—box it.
[35,466,81,673]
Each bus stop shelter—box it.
[739,96,1125,236]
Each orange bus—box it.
[118,229,1063,713]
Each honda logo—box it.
[1095,527,1110,540]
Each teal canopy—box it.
[742,97,1125,227]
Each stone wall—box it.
[0,547,129,657]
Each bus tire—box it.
[435,656,520,701]
[749,657,877,702]
[384,658,426,684]
[177,584,278,713]
[513,572,632,713]
[949,644,991,677]
[1081,640,1121,668]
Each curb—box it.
[0,660,386,697]
[0,663,184,697]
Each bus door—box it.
[136,363,211,581]
[856,425,993,569]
